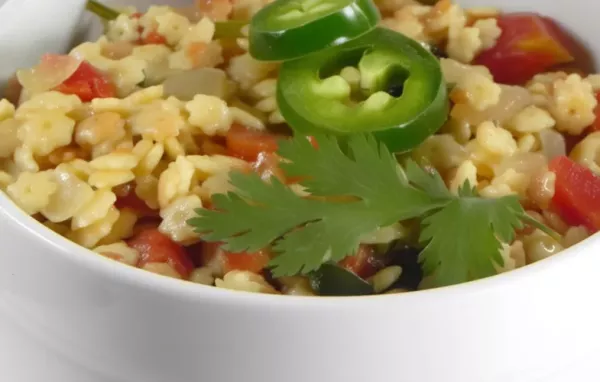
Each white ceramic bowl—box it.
[0,0,87,92]
[2,1,600,381]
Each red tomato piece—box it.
[55,61,116,102]
[141,30,168,45]
[223,249,271,274]
[549,156,600,232]
[226,124,281,161]
[113,182,158,217]
[339,245,382,279]
[189,241,270,274]
[253,152,286,182]
[128,229,195,278]
[474,13,575,85]
[588,93,600,133]
[307,136,319,149]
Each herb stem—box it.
[86,1,247,39]
[86,0,120,20]
[519,213,561,242]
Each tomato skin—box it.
[253,151,286,182]
[128,229,195,278]
[192,241,270,274]
[226,124,280,161]
[55,61,116,102]
[339,245,381,279]
[141,30,168,45]
[474,13,575,85]
[549,156,600,232]
[113,182,158,217]
[223,250,271,274]
[588,93,600,133]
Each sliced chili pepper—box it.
[249,0,380,61]
[277,27,448,153]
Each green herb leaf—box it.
[418,183,524,286]
[190,134,440,277]
[188,132,555,287]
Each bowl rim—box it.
[1,191,597,307]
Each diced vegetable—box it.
[17,54,82,94]
[128,229,195,278]
[55,61,117,102]
[338,244,381,279]
[450,85,532,126]
[140,31,168,45]
[163,68,229,101]
[223,249,271,274]
[474,13,575,85]
[194,241,270,274]
[309,262,374,296]
[277,27,448,153]
[114,182,158,217]
[249,0,380,61]
[86,0,119,20]
[549,156,600,232]
[226,124,281,161]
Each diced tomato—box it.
[223,249,271,274]
[130,12,143,19]
[339,245,382,279]
[189,241,270,274]
[140,30,168,45]
[252,151,286,182]
[474,13,575,85]
[307,136,319,149]
[55,61,116,102]
[128,229,195,278]
[549,156,600,232]
[226,124,281,161]
[588,93,600,133]
[113,182,158,217]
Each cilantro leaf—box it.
[418,184,524,287]
[189,132,553,286]
[404,159,453,201]
[189,134,441,276]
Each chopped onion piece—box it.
[494,152,547,178]
[16,54,82,93]
[163,68,229,101]
[451,85,532,126]
[539,129,567,160]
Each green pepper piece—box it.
[277,27,448,153]
[249,0,380,61]
[309,263,374,296]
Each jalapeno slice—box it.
[276,27,449,153]
[249,0,380,61]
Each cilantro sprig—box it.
[189,133,553,287]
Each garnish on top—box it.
[188,133,554,287]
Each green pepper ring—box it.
[249,0,380,62]
[277,27,449,153]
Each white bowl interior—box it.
[2,2,600,382]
